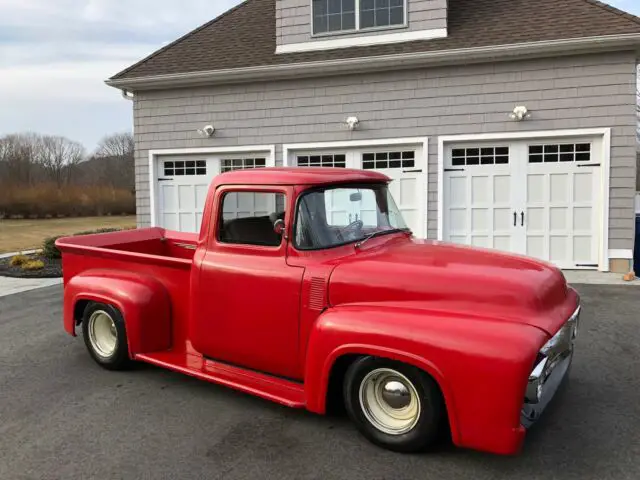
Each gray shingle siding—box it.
[133,51,638,251]
[276,0,447,46]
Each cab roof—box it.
[213,167,390,187]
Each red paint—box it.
[57,168,579,456]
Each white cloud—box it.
[0,0,243,150]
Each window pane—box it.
[328,0,341,14]
[313,16,327,33]
[328,13,342,31]
[219,192,285,247]
[377,0,390,7]
[389,6,403,25]
[390,0,403,6]
[342,11,355,29]
[343,0,355,11]
[361,0,374,9]
[375,9,390,26]
[360,9,374,28]
[313,0,327,15]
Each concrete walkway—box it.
[0,277,63,298]
[563,270,639,286]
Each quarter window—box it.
[220,158,266,173]
[528,143,591,163]
[219,192,285,247]
[451,147,509,166]
[164,160,207,176]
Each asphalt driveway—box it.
[0,284,639,480]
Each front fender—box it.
[304,303,549,455]
[63,269,171,356]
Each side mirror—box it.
[350,192,362,202]
[273,219,286,237]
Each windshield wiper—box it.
[355,228,411,249]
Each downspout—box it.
[121,89,134,101]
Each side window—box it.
[219,192,286,247]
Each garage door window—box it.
[297,154,346,168]
[528,143,591,163]
[451,147,509,166]
[219,192,285,247]
[221,158,266,173]
[362,151,415,169]
[164,160,207,176]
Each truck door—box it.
[191,186,305,380]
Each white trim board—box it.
[276,28,448,54]
[283,137,429,238]
[148,145,276,228]
[437,128,612,272]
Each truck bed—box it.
[57,227,197,264]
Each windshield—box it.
[294,184,409,250]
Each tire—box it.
[81,302,131,371]
[343,356,444,453]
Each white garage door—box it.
[294,146,425,237]
[156,156,267,233]
[443,138,602,269]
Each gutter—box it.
[106,33,640,91]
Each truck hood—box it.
[328,238,575,336]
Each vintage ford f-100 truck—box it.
[57,168,580,455]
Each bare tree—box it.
[88,132,135,190]
[95,132,134,159]
[0,133,44,185]
[38,135,86,187]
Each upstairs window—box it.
[312,0,405,35]
[313,0,356,34]
[360,0,405,29]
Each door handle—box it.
[521,212,525,227]
[513,212,517,227]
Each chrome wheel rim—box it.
[358,368,421,435]
[88,310,118,358]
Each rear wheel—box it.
[343,356,444,453]
[82,302,130,370]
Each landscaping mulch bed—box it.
[0,254,62,278]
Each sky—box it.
[0,0,638,152]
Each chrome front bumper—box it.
[521,306,580,428]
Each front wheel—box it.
[343,357,444,453]
[81,302,131,370]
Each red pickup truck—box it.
[57,168,580,455]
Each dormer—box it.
[276,0,447,53]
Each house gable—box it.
[110,0,640,84]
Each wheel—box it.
[81,302,131,370]
[343,357,444,453]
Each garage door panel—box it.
[443,144,514,253]
[445,138,602,269]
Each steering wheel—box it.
[337,219,364,241]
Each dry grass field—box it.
[0,216,136,253]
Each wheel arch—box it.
[310,344,460,445]
[64,270,172,357]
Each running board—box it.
[135,351,306,408]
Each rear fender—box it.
[64,269,172,357]
[303,304,549,455]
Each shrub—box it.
[0,183,135,219]
[43,236,64,260]
[42,228,127,260]
[21,260,45,271]
[9,254,30,266]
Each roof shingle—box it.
[111,0,640,80]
